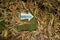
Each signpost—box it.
[20,12,33,21]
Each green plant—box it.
[0,20,7,31]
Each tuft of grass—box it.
[0,20,8,31]
[31,32,36,37]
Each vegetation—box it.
[0,0,60,40]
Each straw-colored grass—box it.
[0,0,60,40]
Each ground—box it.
[0,0,60,40]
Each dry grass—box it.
[0,0,60,40]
